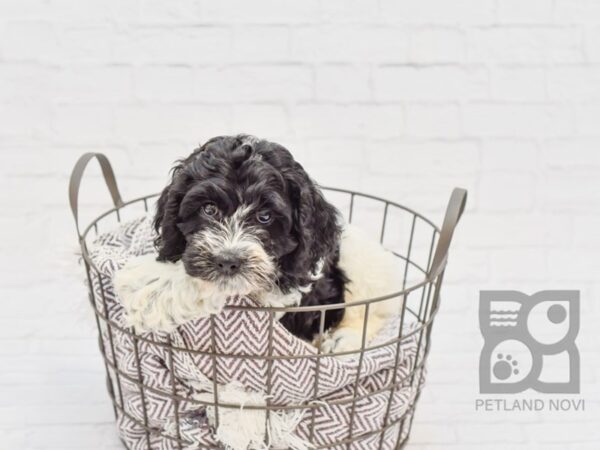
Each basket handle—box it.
[428,187,467,278]
[69,152,124,239]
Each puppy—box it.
[116,135,401,354]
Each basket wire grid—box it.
[69,153,466,450]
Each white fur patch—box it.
[114,254,226,332]
[317,224,405,356]
[115,254,300,332]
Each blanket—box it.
[87,215,426,450]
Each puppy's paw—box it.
[118,278,178,333]
[118,287,146,331]
[319,328,364,359]
[114,255,210,333]
[120,295,154,333]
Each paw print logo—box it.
[494,353,519,380]
[479,290,579,394]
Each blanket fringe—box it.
[172,331,313,450]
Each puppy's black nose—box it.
[214,253,242,276]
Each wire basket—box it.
[69,153,466,450]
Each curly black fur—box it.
[153,135,347,340]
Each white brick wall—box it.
[1,1,599,449]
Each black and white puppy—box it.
[153,134,347,341]
[115,135,402,354]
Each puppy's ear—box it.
[154,144,210,261]
[153,180,186,262]
[285,167,340,276]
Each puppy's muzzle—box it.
[213,251,244,276]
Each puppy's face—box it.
[175,153,296,294]
[154,136,340,296]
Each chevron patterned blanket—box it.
[87,215,425,450]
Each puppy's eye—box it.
[202,202,219,217]
[256,211,272,224]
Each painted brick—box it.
[315,65,371,101]
[497,0,554,24]
[491,67,547,101]
[379,0,495,24]
[463,103,574,137]
[409,27,465,63]
[405,104,462,138]
[467,27,583,63]
[374,66,488,101]
[548,67,600,100]
[291,25,410,63]
[134,66,194,101]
